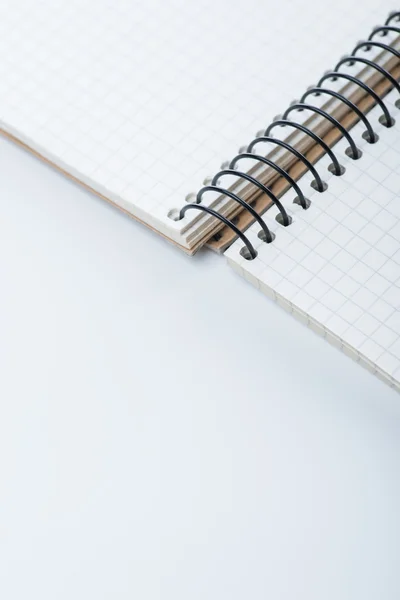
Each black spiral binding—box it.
[179,203,258,259]
[266,119,346,176]
[211,168,291,227]
[386,11,400,24]
[196,185,275,243]
[177,13,400,261]
[335,56,400,97]
[317,72,394,126]
[247,136,327,192]
[300,88,378,143]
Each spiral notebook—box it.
[1,1,400,388]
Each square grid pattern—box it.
[0,0,393,247]
[226,88,400,390]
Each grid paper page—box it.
[225,87,400,390]
[0,0,394,250]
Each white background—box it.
[0,135,399,599]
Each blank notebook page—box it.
[0,0,394,248]
[225,88,400,390]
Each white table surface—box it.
[0,134,399,599]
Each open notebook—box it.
[1,1,400,389]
